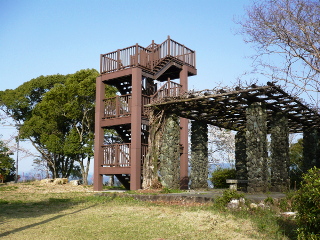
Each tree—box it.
[208,126,235,167]
[238,0,320,103]
[289,138,304,188]
[0,70,117,183]
[0,74,68,178]
[22,69,116,183]
[0,140,15,183]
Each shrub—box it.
[294,167,320,239]
[210,168,236,188]
[214,189,245,209]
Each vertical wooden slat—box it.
[167,36,170,56]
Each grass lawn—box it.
[0,182,297,240]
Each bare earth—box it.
[7,180,94,194]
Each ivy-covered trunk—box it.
[270,112,289,191]
[246,103,268,192]
[190,120,208,189]
[159,114,181,189]
[235,131,247,191]
[303,128,319,172]
[142,110,165,189]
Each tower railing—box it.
[100,37,196,74]
[102,143,131,167]
[102,143,148,168]
[151,80,182,103]
[103,94,151,118]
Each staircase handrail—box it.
[151,80,182,103]
[152,36,196,69]
[102,143,131,167]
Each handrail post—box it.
[167,35,170,56]
[100,54,103,73]
[116,95,120,117]
[135,43,139,66]
[115,144,119,167]
[151,40,154,71]
[182,45,185,63]
[117,49,120,70]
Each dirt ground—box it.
[4,180,94,194]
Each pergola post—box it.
[302,128,319,172]
[235,131,247,191]
[190,120,208,189]
[270,112,289,192]
[159,115,181,189]
[246,103,268,192]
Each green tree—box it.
[0,140,15,183]
[0,69,117,183]
[289,138,304,188]
[0,74,67,178]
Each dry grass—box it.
[0,182,292,240]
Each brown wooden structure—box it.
[95,37,320,192]
[94,36,197,191]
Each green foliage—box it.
[264,196,274,205]
[289,138,304,188]
[0,140,15,182]
[0,74,68,121]
[294,167,320,239]
[214,189,245,209]
[0,69,117,182]
[210,168,236,188]
[160,187,184,194]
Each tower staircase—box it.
[94,36,197,190]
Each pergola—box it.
[148,82,320,192]
[149,82,320,133]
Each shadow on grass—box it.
[277,218,298,240]
[0,203,97,238]
[0,198,79,220]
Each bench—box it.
[226,179,248,191]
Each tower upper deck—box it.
[99,36,197,82]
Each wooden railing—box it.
[100,44,152,74]
[102,143,148,167]
[151,80,182,102]
[103,94,131,118]
[103,95,151,118]
[102,143,131,167]
[153,37,196,68]
[100,37,196,74]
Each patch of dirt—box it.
[5,181,93,194]
[135,188,163,194]
[153,200,209,207]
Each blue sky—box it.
[0,0,255,174]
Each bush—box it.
[210,168,236,188]
[294,167,320,239]
[214,189,245,209]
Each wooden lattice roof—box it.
[148,82,320,133]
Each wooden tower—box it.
[94,36,197,191]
